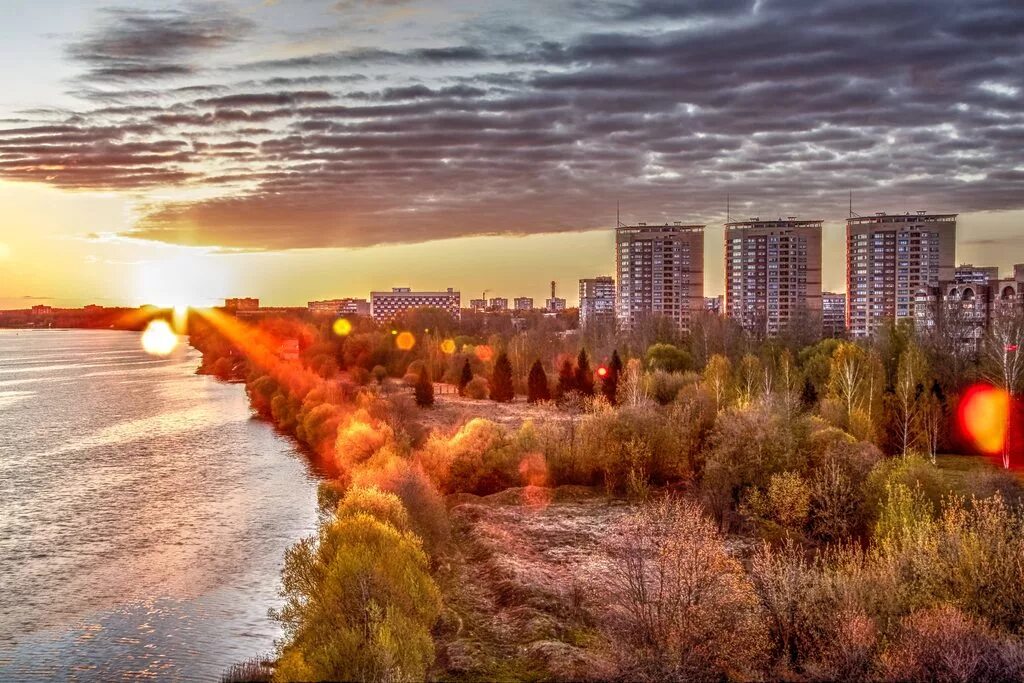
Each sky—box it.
[0,0,1022,308]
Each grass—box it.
[932,453,1024,501]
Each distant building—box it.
[513,297,534,311]
[307,298,369,317]
[916,263,1024,352]
[616,223,705,332]
[725,217,822,337]
[469,299,487,312]
[579,276,616,327]
[224,297,260,311]
[704,296,724,315]
[846,212,957,338]
[370,287,460,323]
[822,292,847,337]
[545,281,567,312]
[488,297,509,311]
[955,265,999,285]
[30,305,54,315]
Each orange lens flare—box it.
[474,345,494,363]
[440,338,456,354]
[141,319,179,356]
[597,366,608,377]
[959,384,1011,455]
[395,331,416,351]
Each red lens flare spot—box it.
[474,345,494,363]
[597,366,608,377]
[959,384,1011,455]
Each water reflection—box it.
[0,330,320,681]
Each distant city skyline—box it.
[1,1,1022,308]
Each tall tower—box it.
[846,211,957,338]
[615,222,705,332]
[724,217,823,338]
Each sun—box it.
[141,319,179,356]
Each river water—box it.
[0,329,320,681]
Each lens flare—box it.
[597,366,608,378]
[395,331,416,351]
[474,344,494,363]
[141,319,179,356]
[959,384,1010,455]
[172,305,189,334]
[440,338,456,354]
[332,317,353,336]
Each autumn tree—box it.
[983,309,1024,468]
[489,351,515,402]
[704,354,733,413]
[527,359,550,403]
[893,341,929,457]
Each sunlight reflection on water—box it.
[0,330,320,682]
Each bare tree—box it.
[894,342,928,458]
[620,358,649,408]
[983,309,1024,469]
[602,497,768,682]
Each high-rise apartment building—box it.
[307,298,370,317]
[370,287,460,322]
[846,212,957,338]
[579,276,616,327]
[615,223,705,331]
[513,297,534,311]
[822,292,847,337]
[725,218,823,337]
[488,297,509,311]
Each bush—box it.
[646,370,692,405]
[273,505,441,682]
[414,367,434,407]
[464,376,489,400]
[602,497,769,682]
[416,418,519,494]
[645,343,693,373]
[371,364,388,383]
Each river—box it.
[0,329,320,681]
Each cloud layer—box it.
[1,0,1022,249]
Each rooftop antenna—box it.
[849,190,861,218]
[727,193,731,223]
[616,200,623,228]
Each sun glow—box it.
[141,319,179,356]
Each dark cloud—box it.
[67,4,252,81]
[2,0,1023,249]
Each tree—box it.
[556,357,577,399]
[414,366,434,407]
[527,359,550,403]
[458,358,473,396]
[575,348,595,396]
[489,352,515,402]
[736,354,763,407]
[620,358,648,407]
[983,309,1024,468]
[894,341,929,457]
[645,343,692,373]
[704,354,733,413]
[274,488,441,682]
[602,349,623,405]
[603,497,769,681]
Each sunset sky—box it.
[1,0,1022,308]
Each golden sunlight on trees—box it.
[274,487,441,683]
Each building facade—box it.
[822,292,847,337]
[307,298,370,317]
[616,223,705,332]
[725,218,823,337]
[224,297,259,311]
[579,276,616,327]
[488,297,509,311]
[370,287,460,323]
[513,297,534,311]
[846,212,957,338]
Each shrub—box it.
[464,376,489,400]
[602,497,769,682]
[645,343,693,373]
[371,364,388,383]
[336,486,411,532]
[746,472,812,531]
[273,511,441,682]
[646,369,690,405]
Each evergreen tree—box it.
[575,348,595,396]
[458,358,473,397]
[800,376,818,408]
[602,349,623,405]
[489,352,515,402]
[527,359,551,403]
[414,366,434,407]
[556,358,577,399]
